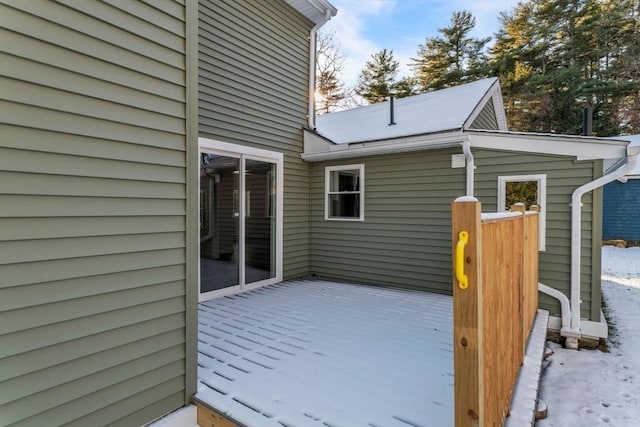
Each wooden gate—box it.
[452,197,539,427]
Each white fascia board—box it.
[301,132,467,162]
[492,89,509,131]
[284,0,337,24]
[463,80,508,132]
[467,131,627,160]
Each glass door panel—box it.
[200,153,240,292]
[244,159,276,284]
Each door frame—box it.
[198,137,283,301]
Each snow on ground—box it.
[537,246,640,426]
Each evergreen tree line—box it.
[316,0,640,136]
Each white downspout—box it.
[462,139,474,197]
[569,147,639,347]
[538,282,571,337]
[307,10,333,130]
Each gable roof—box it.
[304,78,630,163]
[315,77,507,144]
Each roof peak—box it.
[315,77,504,144]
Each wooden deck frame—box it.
[196,402,240,427]
[452,198,539,427]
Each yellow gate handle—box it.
[456,231,469,289]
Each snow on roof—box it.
[316,77,500,144]
[196,280,453,426]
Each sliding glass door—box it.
[244,159,277,284]
[199,139,282,299]
[200,153,240,292]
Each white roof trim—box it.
[302,131,466,162]
[492,88,508,131]
[466,131,627,160]
[463,79,508,131]
[302,128,629,162]
[604,134,640,175]
[284,0,337,24]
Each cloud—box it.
[322,0,397,87]
[321,0,521,88]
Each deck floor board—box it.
[196,280,454,426]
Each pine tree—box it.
[355,49,400,104]
[491,2,547,131]
[394,77,417,99]
[411,10,491,92]
[595,0,640,135]
[315,31,348,114]
[492,0,640,135]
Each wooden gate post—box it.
[452,196,483,427]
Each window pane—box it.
[245,159,276,284]
[330,169,359,192]
[505,181,538,210]
[329,194,360,218]
[200,153,239,292]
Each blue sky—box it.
[322,0,521,86]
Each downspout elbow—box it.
[538,282,576,337]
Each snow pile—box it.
[537,246,640,426]
[506,310,549,427]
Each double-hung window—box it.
[325,164,364,221]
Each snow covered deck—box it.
[195,280,454,426]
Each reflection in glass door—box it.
[244,159,276,284]
[199,145,281,298]
[200,154,240,293]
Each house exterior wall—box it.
[310,149,466,293]
[473,149,602,321]
[198,0,313,279]
[309,148,602,321]
[0,1,198,426]
[603,179,640,241]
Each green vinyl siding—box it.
[473,148,601,320]
[198,0,313,279]
[310,150,466,293]
[469,100,499,130]
[0,1,196,425]
[310,147,602,322]
[591,179,603,322]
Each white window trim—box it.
[325,164,365,221]
[498,174,547,251]
[198,138,284,301]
